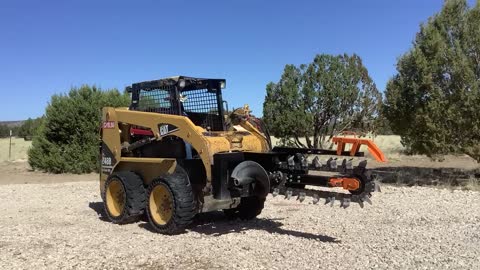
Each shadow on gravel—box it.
[88,201,110,222]
[186,211,339,242]
[90,201,338,242]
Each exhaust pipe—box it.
[231,161,270,198]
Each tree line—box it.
[0,117,43,139]
[0,124,18,138]
[264,0,480,161]
[26,0,479,174]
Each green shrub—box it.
[263,53,381,148]
[384,0,480,161]
[28,85,130,173]
[0,124,9,138]
[18,117,43,140]
[0,124,19,138]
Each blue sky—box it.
[0,0,475,121]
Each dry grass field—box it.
[0,137,31,162]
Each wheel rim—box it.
[149,184,173,225]
[106,179,126,217]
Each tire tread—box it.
[103,171,146,224]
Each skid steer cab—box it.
[99,76,385,234]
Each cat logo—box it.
[158,124,179,136]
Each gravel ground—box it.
[0,182,479,270]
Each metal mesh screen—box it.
[138,86,177,114]
[182,89,224,131]
[135,86,224,131]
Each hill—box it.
[0,120,25,127]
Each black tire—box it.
[223,196,265,220]
[103,171,146,224]
[146,170,197,234]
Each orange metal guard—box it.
[332,135,387,162]
[328,177,361,191]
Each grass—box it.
[271,135,406,155]
[0,137,32,162]
[367,135,405,159]
[464,177,480,191]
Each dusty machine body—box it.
[100,76,385,234]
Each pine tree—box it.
[263,53,381,148]
[28,86,130,173]
[384,0,480,161]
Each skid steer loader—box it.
[100,76,386,234]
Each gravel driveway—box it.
[0,182,478,270]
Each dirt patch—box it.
[0,161,95,185]
[367,155,480,189]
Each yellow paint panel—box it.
[100,107,270,186]
[114,159,177,186]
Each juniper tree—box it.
[263,53,381,148]
[384,0,480,161]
